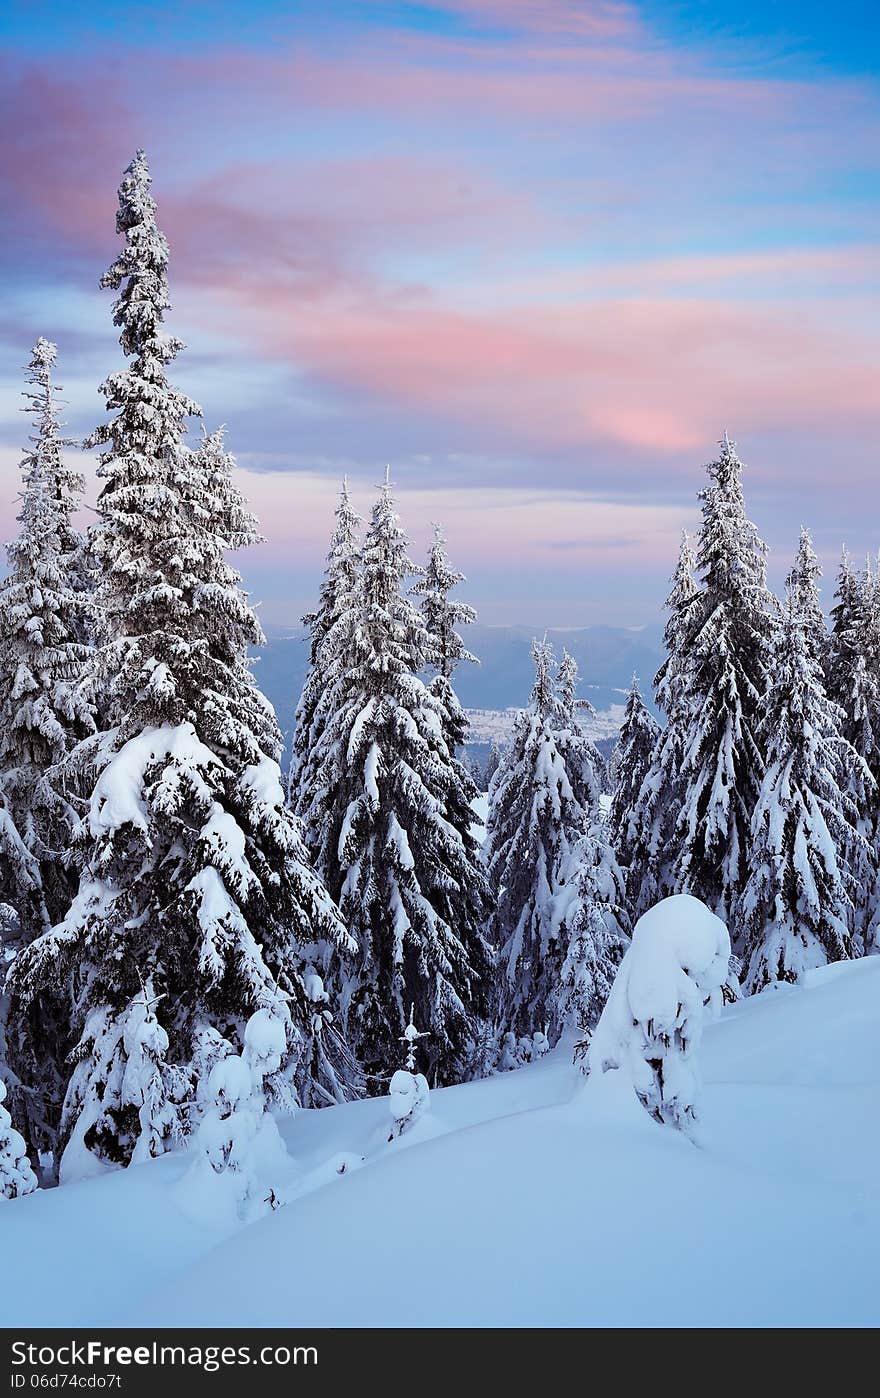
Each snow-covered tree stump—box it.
[584,894,730,1138]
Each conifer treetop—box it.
[411,522,477,680]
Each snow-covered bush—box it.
[495,1028,550,1073]
[177,1011,292,1227]
[387,1010,429,1141]
[0,1077,37,1200]
[584,894,730,1137]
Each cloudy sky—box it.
[1,0,878,626]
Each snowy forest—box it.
[1,149,879,1221]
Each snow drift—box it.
[1,952,879,1328]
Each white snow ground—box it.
[2,957,879,1328]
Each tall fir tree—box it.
[671,434,774,933]
[0,341,96,1160]
[786,527,828,672]
[827,552,880,953]
[411,522,477,754]
[0,339,94,939]
[411,521,492,1072]
[827,549,863,710]
[486,641,603,1042]
[608,674,659,906]
[8,152,354,1178]
[483,739,503,791]
[289,479,362,829]
[741,599,864,990]
[551,812,629,1045]
[299,474,491,1086]
[627,531,700,916]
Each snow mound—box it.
[586,893,730,1135]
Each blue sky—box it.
[1,0,878,626]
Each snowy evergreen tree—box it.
[827,552,880,953]
[828,549,863,710]
[0,339,94,939]
[741,600,865,991]
[551,814,629,1043]
[411,522,477,750]
[0,1077,37,1200]
[786,527,828,671]
[487,641,604,1042]
[671,435,774,931]
[60,986,179,1182]
[299,475,492,1086]
[9,152,355,1176]
[483,739,503,791]
[627,532,700,917]
[608,675,659,903]
[289,478,362,827]
[0,340,97,1161]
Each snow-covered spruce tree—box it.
[740,599,865,991]
[9,151,355,1179]
[61,979,178,1174]
[483,739,503,791]
[551,813,629,1044]
[289,478,362,830]
[608,675,659,894]
[828,549,864,709]
[0,339,94,939]
[0,341,96,1162]
[827,552,880,953]
[671,434,774,932]
[626,532,701,917]
[301,475,492,1086]
[786,527,828,672]
[0,1076,38,1200]
[486,641,604,1043]
[410,520,493,1068]
[411,522,477,750]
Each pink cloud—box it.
[193,277,879,463]
[0,61,132,254]
[2,12,878,514]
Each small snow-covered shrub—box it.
[584,894,730,1137]
[177,1010,292,1226]
[0,1078,37,1200]
[387,1069,429,1140]
[387,1009,429,1141]
[496,1028,550,1072]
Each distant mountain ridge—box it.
[257,622,665,741]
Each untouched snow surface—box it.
[2,957,879,1327]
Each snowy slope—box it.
[2,958,879,1328]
